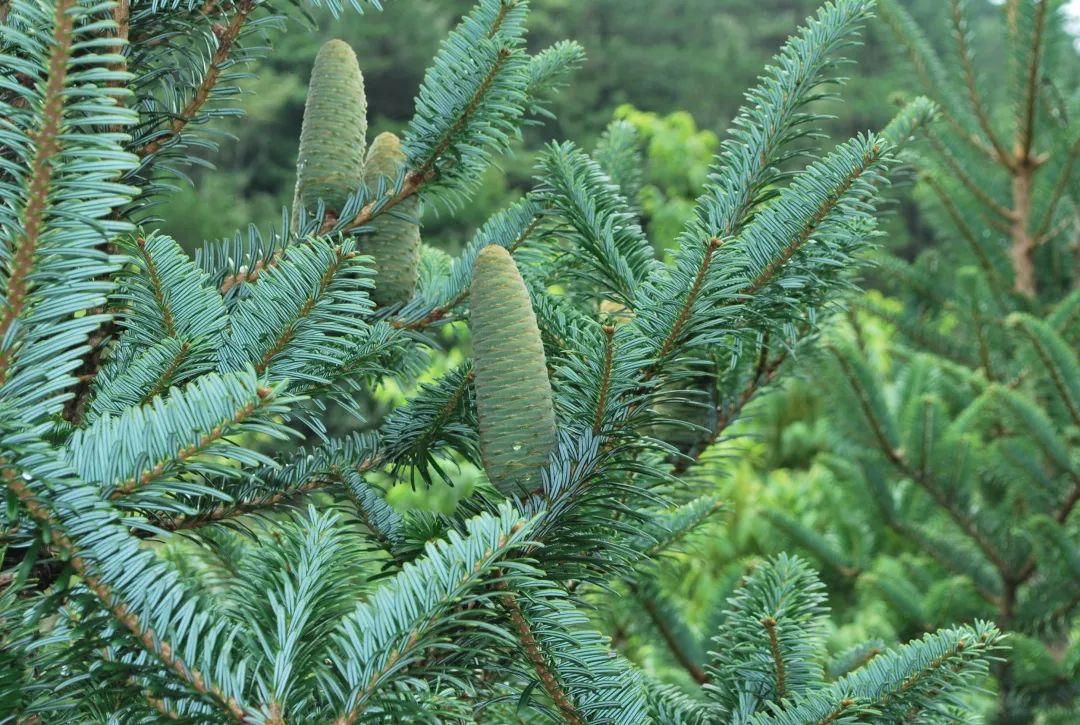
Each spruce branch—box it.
[650,237,722,368]
[394,199,545,331]
[1016,0,1049,164]
[925,127,1013,226]
[948,0,1012,167]
[0,457,248,720]
[706,555,828,718]
[671,347,788,475]
[923,173,1010,291]
[500,591,586,725]
[325,506,536,723]
[0,0,76,387]
[159,439,384,532]
[878,0,993,159]
[1,0,137,427]
[592,324,616,435]
[1034,136,1080,243]
[636,0,876,367]
[629,581,708,685]
[1007,313,1080,426]
[828,345,1013,582]
[740,140,886,298]
[751,622,1004,724]
[65,371,293,502]
[136,0,258,159]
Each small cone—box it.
[470,245,557,495]
[363,132,420,306]
[293,39,367,222]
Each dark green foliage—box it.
[293,39,368,220]
[470,244,557,495]
[0,0,1007,722]
[763,2,1080,721]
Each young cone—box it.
[292,39,367,223]
[363,132,421,306]
[470,245,557,495]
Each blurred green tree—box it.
[761,2,1080,722]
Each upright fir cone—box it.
[292,39,367,226]
[362,132,421,307]
[470,245,557,495]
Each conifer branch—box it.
[762,616,787,701]
[221,25,521,294]
[136,237,178,338]
[391,214,543,331]
[923,175,1008,291]
[137,0,257,159]
[164,477,332,531]
[592,325,616,435]
[878,0,993,160]
[160,454,383,531]
[811,700,857,725]
[1034,137,1080,242]
[1016,0,1048,164]
[110,386,275,498]
[948,0,1011,167]
[829,347,1011,580]
[108,1,130,97]
[1009,318,1080,427]
[648,237,720,371]
[0,0,75,387]
[254,248,350,374]
[142,340,192,403]
[412,50,513,184]
[925,128,1012,225]
[741,143,884,297]
[671,347,788,475]
[501,592,586,725]
[1,464,247,721]
[323,172,428,237]
[634,585,708,685]
[887,520,1001,604]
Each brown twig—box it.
[592,325,616,435]
[762,616,787,701]
[501,592,585,725]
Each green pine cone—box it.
[470,245,557,495]
[363,132,420,306]
[293,39,367,221]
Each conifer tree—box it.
[765,1,1080,722]
[0,0,1004,722]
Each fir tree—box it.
[766,1,1080,722]
[0,0,1003,722]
